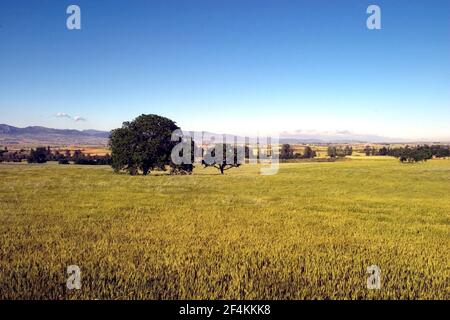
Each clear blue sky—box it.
[0,0,449,140]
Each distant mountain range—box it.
[0,124,444,146]
[279,133,404,144]
[0,124,110,145]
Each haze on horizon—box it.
[0,0,449,141]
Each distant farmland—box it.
[0,158,449,299]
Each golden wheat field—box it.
[0,158,449,299]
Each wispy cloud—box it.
[55,112,71,119]
[74,116,86,122]
[55,113,87,122]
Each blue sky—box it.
[0,0,449,140]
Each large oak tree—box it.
[109,114,180,175]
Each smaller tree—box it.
[371,147,378,156]
[327,146,337,158]
[378,146,388,156]
[344,145,353,156]
[202,143,241,174]
[280,144,295,160]
[395,145,433,163]
[431,145,450,158]
[364,145,372,156]
[73,150,84,161]
[302,146,316,159]
[27,147,48,163]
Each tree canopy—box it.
[109,114,180,175]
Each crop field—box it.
[0,158,449,299]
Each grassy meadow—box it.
[0,158,449,299]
